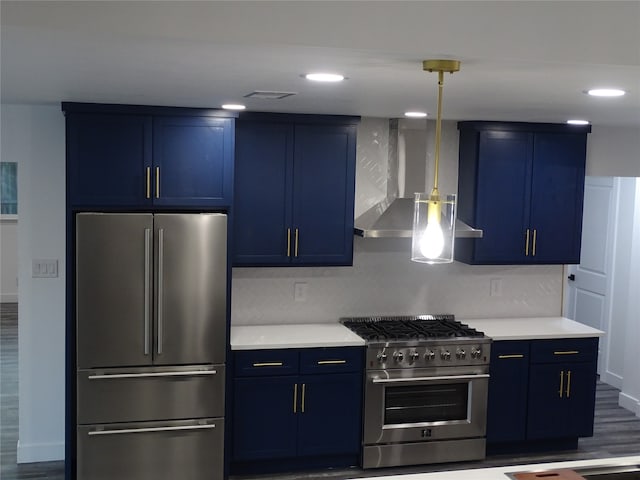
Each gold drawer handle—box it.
[293,383,297,413]
[498,354,524,359]
[317,360,347,365]
[554,351,579,355]
[252,362,283,367]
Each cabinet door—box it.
[473,131,533,263]
[233,121,294,265]
[297,373,362,457]
[153,116,233,207]
[528,361,597,440]
[486,341,530,443]
[527,363,569,439]
[529,133,587,264]
[291,124,356,265]
[232,376,298,461]
[67,113,152,207]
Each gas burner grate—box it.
[340,315,485,341]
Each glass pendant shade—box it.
[411,192,456,264]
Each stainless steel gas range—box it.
[340,315,491,469]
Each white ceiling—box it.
[2,1,639,127]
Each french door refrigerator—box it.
[75,213,227,480]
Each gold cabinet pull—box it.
[566,370,572,398]
[525,229,530,256]
[301,383,306,413]
[294,228,299,257]
[317,360,347,365]
[252,362,283,367]
[145,167,151,199]
[532,229,537,256]
[498,354,524,359]
[559,370,564,398]
[155,166,160,198]
[293,383,298,413]
[554,351,579,356]
[287,228,291,257]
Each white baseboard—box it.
[16,440,64,463]
[618,391,640,417]
[0,293,18,303]
[601,370,624,390]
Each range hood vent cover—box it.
[354,197,482,238]
[353,119,482,239]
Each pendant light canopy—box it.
[411,59,460,264]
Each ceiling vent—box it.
[244,91,297,100]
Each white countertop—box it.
[349,455,640,480]
[463,317,605,341]
[230,323,366,350]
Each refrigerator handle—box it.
[157,228,164,355]
[144,228,152,356]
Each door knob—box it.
[568,274,576,281]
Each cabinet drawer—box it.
[530,338,598,364]
[491,340,530,362]
[300,347,363,374]
[234,350,299,377]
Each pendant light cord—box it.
[432,70,444,196]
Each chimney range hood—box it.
[353,119,483,239]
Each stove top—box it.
[340,314,491,369]
[340,314,485,342]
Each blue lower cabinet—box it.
[487,338,598,454]
[231,347,364,473]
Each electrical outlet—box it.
[294,282,308,302]
[490,278,503,297]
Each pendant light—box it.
[411,59,460,264]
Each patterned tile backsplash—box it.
[231,238,563,325]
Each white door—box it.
[563,177,617,376]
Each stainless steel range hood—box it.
[354,118,482,239]
[354,197,482,238]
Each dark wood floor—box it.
[1,302,639,480]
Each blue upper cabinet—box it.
[153,116,233,207]
[456,122,590,265]
[67,113,153,207]
[233,114,359,267]
[63,103,235,209]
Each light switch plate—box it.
[32,259,58,278]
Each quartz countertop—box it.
[348,455,640,480]
[463,316,605,341]
[230,323,366,350]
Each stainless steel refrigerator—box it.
[75,213,227,480]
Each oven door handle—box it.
[372,374,490,384]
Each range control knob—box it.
[471,347,482,359]
[456,348,466,359]
[409,350,420,363]
[377,352,388,364]
[393,351,404,363]
[424,350,436,361]
[441,350,451,361]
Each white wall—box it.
[587,126,640,177]
[619,179,640,416]
[1,217,19,302]
[1,104,66,462]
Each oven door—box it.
[364,366,489,445]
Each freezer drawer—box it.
[77,365,225,424]
[77,418,223,480]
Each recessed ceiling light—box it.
[586,88,626,97]
[305,73,345,82]
[567,119,590,125]
[221,104,246,110]
[405,111,427,118]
